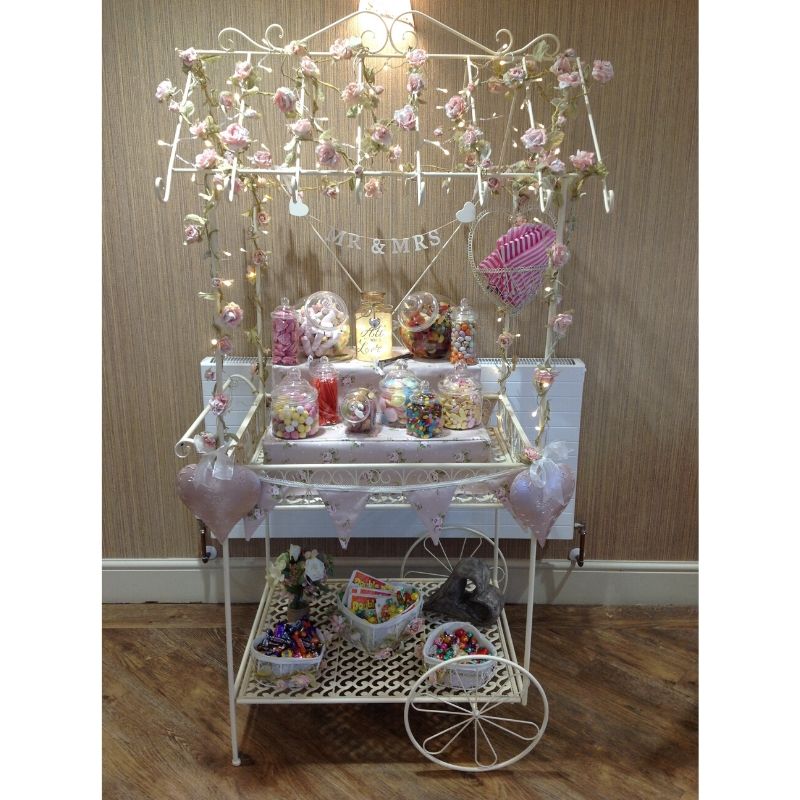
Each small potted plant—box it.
[271,544,333,621]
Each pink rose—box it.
[433,127,443,137]
[195,431,218,452]
[341,82,363,104]
[218,91,234,111]
[256,210,270,226]
[502,66,525,87]
[189,119,208,138]
[487,176,503,192]
[444,94,466,120]
[552,313,573,334]
[549,243,570,268]
[364,178,382,198]
[523,446,542,463]
[393,105,417,131]
[371,84,385,96]
[218,335,234,355]
[220,302,244,328]
[252,249,267,266]
[592,60,614,83]
[487,77,506,93]
[533,368,556,389]
[323,185,339,199]
[463,151,478,168]
[209,393,230,416]
[168,100,180,113]
[194,148,220,169]
[406,73,425,94]
[521,126,547,151]
[273,87,297,114]
[300,56,319,77]
[178,47,198,66]
[406,48,427,67]
[497,332,513,349]
[315,141,340,167]
[285,40,308,56]
[370,124,392,146]
[548,157,566,174]
[250,148,273,167]
[460,125,483,148]
[184,224,202,243]
[329,38,353,60]
[388,145,402,161]
[570,150,595,171]
[558,71,581,89]
[219,123,250,152]
[550,55,572,75]
[234,60,252,81]
[290,118,313,139]
[155,80,174,101]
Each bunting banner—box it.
[406,485,457,544]
[316,489,372,549]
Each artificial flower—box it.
[393,105,417,131]
[433,127,443,137]
[552,313,573,334]
[341,82,363,104]
[557,71,581,89]
[303,556,326,582]
[189,119,208,138]
[522,446,542,463]
[178,47,198,66]
[155,79,175,101]
[533,367,557,390]
[497,331,514,349]
[364,177,382,198]
[444,94,467,120]
[521,125,547,151]
[256,210,271,226]
[300,56,320,77]
[168,100,180,113]
[406,73,425,94]
[548,157,566,174]
[218,91,234,111]
[184,224,202,243]
[550,54,572,74]
[406,48,427,67]
[487,176,503,192]
[388,145,402,161]
[194,148,220,169]
[219,123,250,152]
[329,37,354,60]
[323,185,339,199]
[234,60,253,81]
[460,125,483,148]
[315,140,340,167]
[502,65,525,87]
[273,87,297,115]
[289,118,313,139]
[549,243,570,269]
[251,249,267,266]
[370,124,392,146]
[194,431,218,452]
[220,301,244,328]
[250,148,273,167]
[486,77,506,93]
[289,543,301,560]
[592,60,614,83]
[285,40,307,56]
[209,393,231,415]
[570,150,595,171]
[218,335,234,355]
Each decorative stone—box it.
[424,557,504,624]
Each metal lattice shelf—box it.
[236,578,521,705]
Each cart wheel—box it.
[404,655,548,772]
[400,527,509,593]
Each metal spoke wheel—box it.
[404,655,548,772]
[400,527,509,593]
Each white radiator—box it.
[199,357,585,541]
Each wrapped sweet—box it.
[271,297,300,366]
[449,297,478,365]
[340,388,378,433]
[309,356,339,426]
[298,291,351,359]
[271,367,320,439]
[405,380,442,439]
[438,361,482,430]
[397,291,451,359]
[378,359,421,427]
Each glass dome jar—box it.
[309,355,339,426]
[378,359,421,427]
[355,290,393,362]
[405,381,442,439]
[271,297,300,366]
[438,362,483,430]
[271,367,320,440]
[449,297,478,365]
[298,291,351,360]
[397,291,452,359]
[340,387,378,433]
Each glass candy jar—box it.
[438,362,482,430]
[271,368,320,440]
[355,291,393,362]
[378,359,421,426]
[449,298,478,365]
[271,297,300,366]
[299,291,351,360]
[309,356,339,426]
[340,388,378,433]
[405,381,442,439]
[397,291,451,359]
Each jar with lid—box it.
[298,291,351,360]
[405,381,442,439]
[449,298,478,365]
[309,355,339,426]
[378,359,421,426]
[397,291,451,359]
[438,362,482,430]
[271,367,320,439]
[340,388,378,433]
[355,290,393,362]
[271,297,300,366]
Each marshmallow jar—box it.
[271,367,320,440]
[298,291,351,360]
[439,361,483,430]
[378,358,421,427]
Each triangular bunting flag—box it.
[406,485,457,544]
[316,489,371,550]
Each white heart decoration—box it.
[456,201,477,224]
[289,198,309,217]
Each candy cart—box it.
[160,9,613,773]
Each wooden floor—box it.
[103,604,697,800]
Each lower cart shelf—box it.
[236,578,523,705]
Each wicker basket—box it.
[423,622,497,689]
[251,630,326,678]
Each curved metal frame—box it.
[404,654,548,773]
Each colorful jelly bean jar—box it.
[378,359,421,426]
[271,367,320,440]
[438,362,483,430]
[271,297,300,366]
[396,291,451,359]
[405,380,443,439]
[298,291,351,360]
[449,297,478,365]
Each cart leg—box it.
[492,508,500,587]
[264,510,271,578]
[522,534,538,705]
[222,538,242,766]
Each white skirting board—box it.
[103,557,698,606]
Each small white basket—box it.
[337,583,422,653]
[423,622,497,690]
[251,630,325,679]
